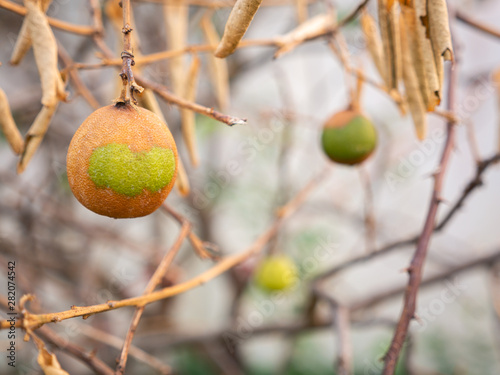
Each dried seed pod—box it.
[0,88,24,155]
[214,0,263,58]
[201,13,230,111]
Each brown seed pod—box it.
[66,104,178,219]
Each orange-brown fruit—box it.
[66,104,178,219]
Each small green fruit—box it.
[255,255,297,291]
[321,110,377,165]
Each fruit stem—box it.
[350,66,364,113]
[118,0,143,105]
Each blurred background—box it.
[1,0,500,374]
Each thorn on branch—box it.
[431,168,441,179]
[412,313,423,324]
[400,266,413,274]
[436,196,447,204]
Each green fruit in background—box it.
[255,255,298,291]
[321,110,377,165]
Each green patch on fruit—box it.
[88,143,175,197]
[321,115,377,165]
[255,255,298,292]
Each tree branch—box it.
[382,62,458,374]
[114,223,188,374]
[0,0,97,35]
[0,172,324,331]
[456,11,500,40]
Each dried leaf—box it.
[378,0,401,89]
[201,12,230,110]
[427,0,454,62]
[38,352,70,375]
[164,0,199,165]
[10,0,52,65]
[181,57,200,167]
[360,12,386,85]
[30,332,69,375]
[400,7,426,94]
[25,0,66,106]
[17,102,59,173]
[214,0,264,58]
[0,88,24,154]
[164,0,188,95]
[400,15,427,139]
[389,88,408,115]
[11,21,33,65]
[274,12,336,58]
[411,0,440,109]
[427,0,454,94]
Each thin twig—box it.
[0,0,97,35]
[89,0,104,36]
[314,151,500,283]
[132,0,318,7]
[435,153,500,231]
[78,324,171,374]
[136,74,247,126]
[119,0,143,104]
[336,0,370,28]
[125,247,500,347]
[335,306,352,375]
[37,326,114,375]
[382,61,458,374]
[351,248,500,311]
[464,120,481,163]
[0,172,324,330]
[74,0,370,70]
[161,204,220,260]
[89,27,247,126]
[316,289,353,375]
[74,39,279,69]
[58,43,100,110]
[456,11,500,40]
[114,224,189,374]
[359,167,375,254]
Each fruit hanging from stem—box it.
[66,103,178,219]
[321,109,377,165]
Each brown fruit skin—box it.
[66,104,178,219]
